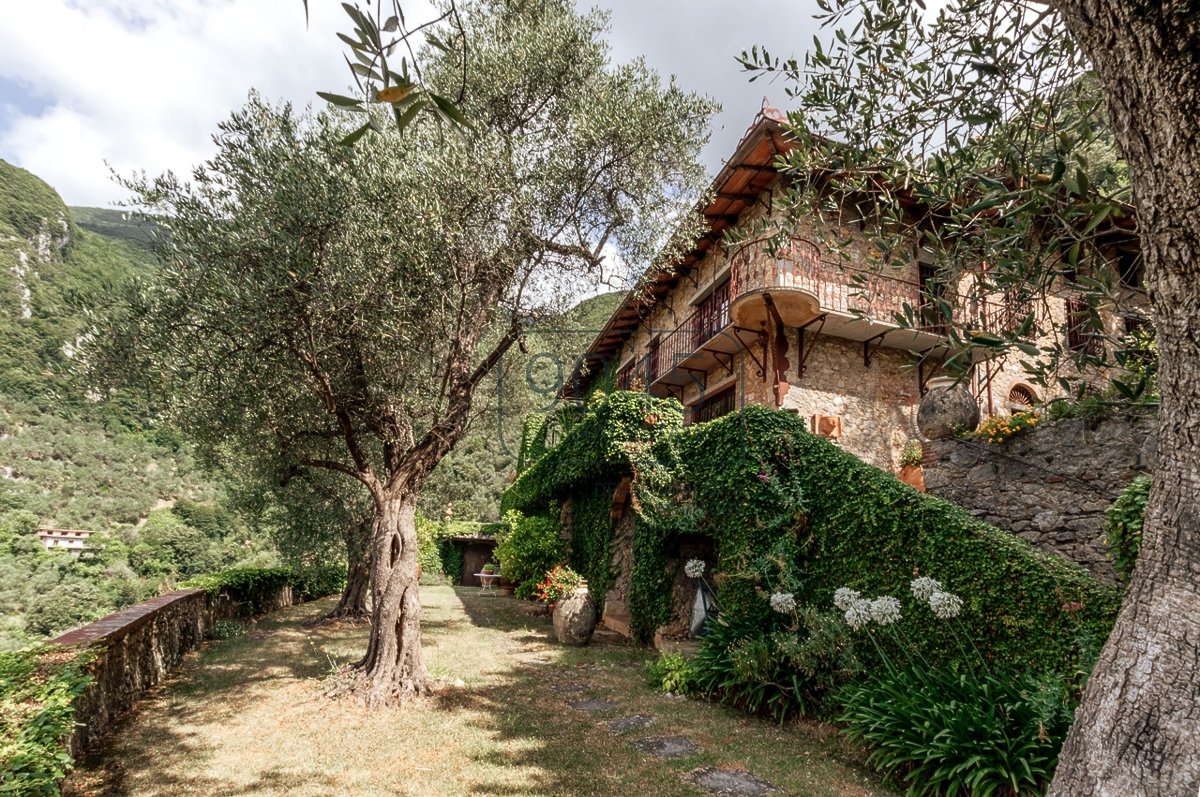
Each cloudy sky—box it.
[0,1,820,208]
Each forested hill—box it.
[418,289,626,522]
[0,161,272,649]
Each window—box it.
[1117,248,1143,290]
[693,278,731,347]
[691,386,736,424]
[647,338,661,384]
[1007,384,1037,411]
[616,362,634,391]
[1065,295,1104,355]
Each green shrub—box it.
[1104,475,1151,582]
[0,646,95,795]
[210,620,247,640]
[692,606,859,723]
[644,651,698,696]
[495,511,564,598]
[838,667,1074,796]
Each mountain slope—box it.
[0,161,266,649]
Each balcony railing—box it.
[729,238,933,327]
[637,238,1003,387]
[650,302,730,383]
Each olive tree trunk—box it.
[356,490,431,706]
[327,520,371,619]
[1050,2,1200,794]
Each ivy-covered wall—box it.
[502,393,1120,676]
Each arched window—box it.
[1007,384,1037,411]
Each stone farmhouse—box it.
[565,108,1148,472]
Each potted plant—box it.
[536,566,595,645]
[898,439,925,491]
[482,563,497,575]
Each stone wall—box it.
[923,409,1157,581]
[53,584,301,755]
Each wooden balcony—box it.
[633,238,999,397]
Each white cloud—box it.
[0,0,353,207]
[0,0,822,207]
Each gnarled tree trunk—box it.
[327,519,371,619]
[356,490,431,706]
[1050,3,1200,794]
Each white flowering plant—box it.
[684,558,706,579]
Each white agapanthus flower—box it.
[909,576,943,602]
[684,559,706,579]
[833,587,862,612]
[869,596,902,626]
[769,591,796,614]
[843,597,872,630]
[928,590,964,619]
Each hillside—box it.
[0,161,270,649]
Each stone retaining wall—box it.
[923,409,1157,581]
[52,584,299,755]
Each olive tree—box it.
[744,1,1198,792]
[93,0,713,706]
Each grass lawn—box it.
[64,587,893,797]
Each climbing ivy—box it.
[502,392,684,515]
[1104,475,1151,583]
[501,396,1120,677]
[568,487,618,603]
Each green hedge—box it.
[502,397,1120,676]
[182,565,345,615]
[0,646,95,795]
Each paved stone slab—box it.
[631,735,700,758]
[687,767,778,795]
[567,699,618,713]
[605,714,655,733]
[521,657,552,666]
[547,682,587,694]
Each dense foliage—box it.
[503,394,1119,676]
[839,666,1074,796]
[1104,475,1152,583]
[504,395,1120,791]
[495,511,564,598]
[0,646,95,795]
[691,606,860,724]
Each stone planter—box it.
[917,376,980,440]
[498,576,514,597]
[552,583,597,646]
[898,464,926,492]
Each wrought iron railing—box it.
[641,237,1003,385]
